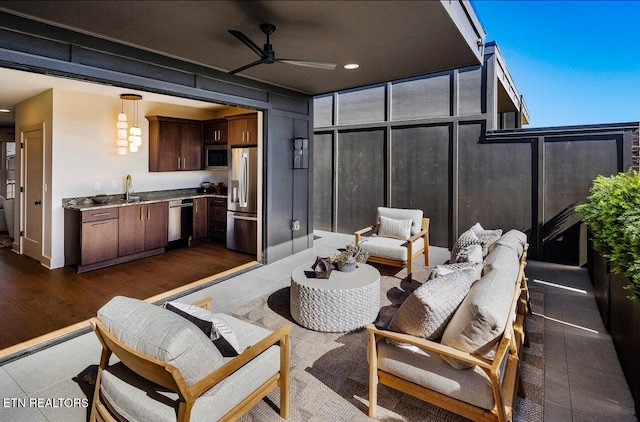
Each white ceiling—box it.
[0,67,226,125]
[0,0,485,125]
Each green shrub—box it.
[576,170,640,301]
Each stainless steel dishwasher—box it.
[168,199,193,243]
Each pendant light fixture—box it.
[116,93,143,155]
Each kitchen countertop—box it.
[63,189,227,211]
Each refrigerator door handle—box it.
[240,152,249,207]
[228,211,258,221]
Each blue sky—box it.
[471,0,640,128]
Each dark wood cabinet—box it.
[119,202,168,256]
[227,113,258,146]
[145,202,169,249]
[64,207,119,272]
[204,119,228,145]
[80,208,119,266]
[147,116,203,171]
[192,197,209,240]
[208,197,227,241]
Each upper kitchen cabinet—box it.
[204,118,228,145]
[147,116,203,171]
[227,113,258,146]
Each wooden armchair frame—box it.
[367,246,529,422]
[355,217,430,278]
[89,297,291,422]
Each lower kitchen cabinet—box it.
[64,207,119,272]
[64,195,225,273]
[119,202,168,255]
[192,197,208,240]
[209,197,227,241]
[81,210,119,265]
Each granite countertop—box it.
[63,188,227,211]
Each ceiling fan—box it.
[228,23,337,74]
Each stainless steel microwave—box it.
[205,145,228,170]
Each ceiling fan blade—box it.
[277,59,337,70]
[228,30,265,58]
[228,58,270,75]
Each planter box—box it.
[592,251,611,330]
[610,272,640,416]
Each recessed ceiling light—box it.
[0,108,10,113]
[344,64,359,70]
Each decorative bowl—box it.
[201,181,211,189]
[93,195,109,204]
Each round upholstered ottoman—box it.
[290,263,381,332]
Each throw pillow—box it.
[164,301,241,356]
[389,268,476,341]
[466,222,503,257]
[454,243,483,264]
[477,229,502,256]
[451,229,483,262]
[428,261,482,282]
[378,215,412,241]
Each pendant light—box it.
[116,97,128,155]
[116,93,143,155]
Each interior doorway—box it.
[21,124,44,262]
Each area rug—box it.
[231,266,545,422]
[0,234,11,248]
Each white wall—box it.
[19,88,233,269]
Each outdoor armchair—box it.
[89,296,291,422]
[355,207,429,279]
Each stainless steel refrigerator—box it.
[227,146,258,254]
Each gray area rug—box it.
[231,265,545,421]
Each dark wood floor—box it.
[0,241,254,350]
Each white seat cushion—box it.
[360,236,424,262]
[377,340,501,410]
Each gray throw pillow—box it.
[389,268,476,341]
[451,229,483,262]
[428,261,482,282]
[468,222,502,256]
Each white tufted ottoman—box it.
[290,263,381,332]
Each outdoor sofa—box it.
[367,226,530,422]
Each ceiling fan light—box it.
[117,139,129,147]
[117,147,128,155]
[129,143,138,153]
[117,112,127,122]
[116,121,128,130]
[117,129,127,139]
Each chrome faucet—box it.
[125,174,133,202]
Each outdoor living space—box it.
[0,230,635,421]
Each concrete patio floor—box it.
[0,230,636,421]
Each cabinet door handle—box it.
[140,207,143,221]
[147,206,151,220]
[183,157,186,169]
[91,221,111,227]
[91,212,111,217]
[177,157,181,169]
